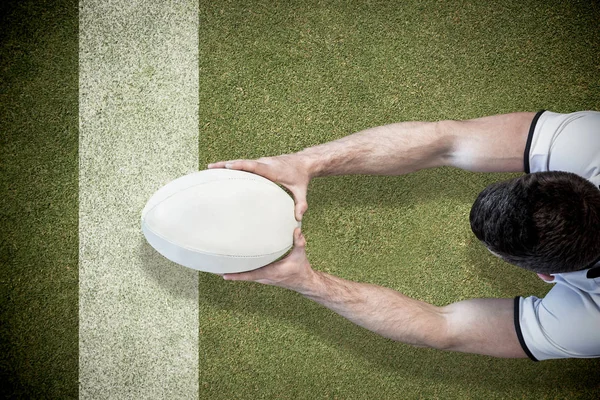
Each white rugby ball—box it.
[141,169,301,274]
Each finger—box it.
[222,269,259,281]
[226,160,275,179]
[210,159,276,181]
[208,160,262,174]
[293,227,306,248]
[207,160,242,169]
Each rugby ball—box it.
[141,169,301,274]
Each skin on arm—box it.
[213,113,537,356]
[299,112,536,177]
[441,298,526,357]
[209,112,536,219]
[224,229,528,359]
[302,272,526,358]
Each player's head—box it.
[469,171,600,274]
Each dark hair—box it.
[470,171,600,274]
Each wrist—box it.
[291,268,325,297]
[295,148,326,179]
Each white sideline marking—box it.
[79,0,199,398]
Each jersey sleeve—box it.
[514,283,600,361]
[524,110,600,188]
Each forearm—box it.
[298,121,453,178]
[298,270,449,349]
[296,112,534,177]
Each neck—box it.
[537,273,555,282]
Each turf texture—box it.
[198,0,599,398]
[1,0,78,397]
[1,0,599,398]
[78,0,200,398]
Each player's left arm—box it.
[224,229,527,358]
[299,271,527,358]
[440,297,527,357]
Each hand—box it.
[222,228,316,293]
[207,154,310,221]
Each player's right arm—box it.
[208,112,536,217]
[298,112,536,177]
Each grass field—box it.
[197,0,599,398]
[1,0,78,397]
[1,0,599,398]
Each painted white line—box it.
[79,0,198,398]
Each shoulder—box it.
[526,110,600,187]
[515,266,600,360]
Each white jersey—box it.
[516,110,600,361]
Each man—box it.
[207,110,600,361]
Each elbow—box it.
[437,119,480,171]
[430,336,455,351]
[406,336,453,351]
[425,308,456,351]
[406,307,455,351]
[432,120,460,169]
[419,332,454,351]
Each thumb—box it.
[295,201,308,222]
[291,227,306,252]
[290,186,308,221]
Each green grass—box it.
[199,0,600,398]
[0,0,79,398]
[1,0,598,397]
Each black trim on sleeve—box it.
[513,296,539,362]
[584,253,600,274]
[587,265,600,279]
[524,110,546,174]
